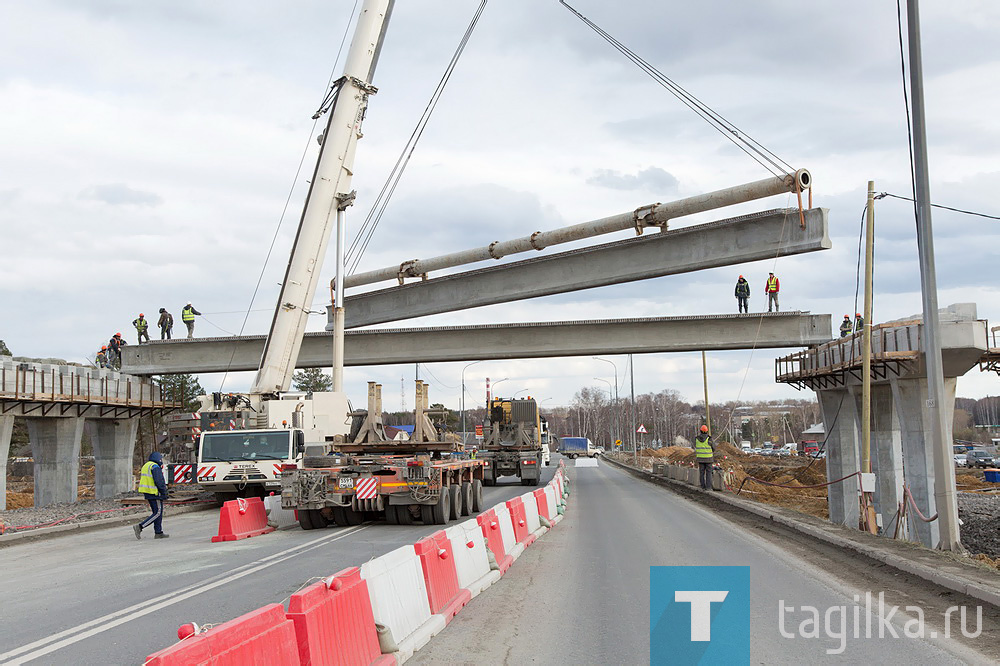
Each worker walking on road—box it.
[765,272,780,312]
[181,302,201,338]
[132,313,150,344]
[734,275,750,314]
[133,451,169,540]
[854,312,864,333]
[158,307,174,340]
[694,425,716,490]
[840,315,853,337]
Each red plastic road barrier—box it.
[413,531,472,624]
[505,497,533,546]
[286,567,394,666]
[476,510,513,575]
[211,497,275,542]
[532,489,551,525]
[145,603,299,666]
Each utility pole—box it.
[702,351,711,435]
[860,181,878,534]
[906,0,962,551]
[629,354,637,457]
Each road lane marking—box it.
[0,526,368,665]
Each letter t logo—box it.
[675,590,729,641]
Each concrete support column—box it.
[870,384,904,532]
[0,415,13,511]
[26,417,84,507]
[889,376,956,548]
[817,388,860,528]
[86,419,139,498]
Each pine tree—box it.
[155,374,205,411]
[292,368,333,393]
[0,339,10,356]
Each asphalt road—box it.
[414,457,994,665]
[0,467,558,665]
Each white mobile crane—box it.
[195,0,396,500]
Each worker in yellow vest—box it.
[133,452,169,539]
[765,272,780,312]
[694,425,716,490]
[181,301,202,338]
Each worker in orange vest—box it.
[765,272,780,312]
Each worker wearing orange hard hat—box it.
[132,313,150,344]
[108,332,127,370]
[734,275,750,314]
[840,315,853,338]
[694,424,716,490]
[96,346,110,369]
[854,312,864,333]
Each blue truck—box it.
[558,436,598,459]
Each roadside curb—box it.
[0,501,216,548]
[604,456,1000,610]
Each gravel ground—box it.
[958,492,1000,559]
[0,490,214,533]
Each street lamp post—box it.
[461,360,485,445]
[514,388,529,399]
[594,377,614,447]
[593,357,620,444]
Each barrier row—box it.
[650,462,724,491]
[146,462,570,665]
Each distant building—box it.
[384,425,412,442]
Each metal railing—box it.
[0,362,181,409]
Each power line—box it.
[875,192,1000,221]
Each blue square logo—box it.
[650,566,749,665]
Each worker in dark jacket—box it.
[108,333,126,370]
[694,425,716,490]
[854,312,864,333]
[734,275,751,313]
[157,308,174,340]
[133,451,169,539]
[839,315,853,337]
[96,346,110,369]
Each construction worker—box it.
[840,315,853,337]
[734,275,750,313]
[132,313,150,344]
[158,307,174,340]
[108,333,127,370]
[133,451,169,539]
[181,302,201,338]
[96,346,110,368]
[694,424,716,490]
[855,312,864,333]
[765,272,780,312]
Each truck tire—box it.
[471,479,484,512]
[460,482,473,516]
[310,509,330,529]
[520,478,533,486]
[449,484,462,521]
[397,504,415,525]
[431,488,451,525]
[385,504,399,525]
[333,506,364,526]
[298,508,316,530]
[420,504,434,524]
[483,476,496,487]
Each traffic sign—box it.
[637,424,648,434]
[615,439,622,447]
[475,424,484,439]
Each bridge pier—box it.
[868,384,903,531]
[0,415,12,510]
[818,388,860,527]
[26,417,84,507]
[86,419,139,498]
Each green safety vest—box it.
[138,460,160,495]
[134,318,148,332]
[694,436,714,460]
[182,306,195,322]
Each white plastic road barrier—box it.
[520,492,545,538]
[542,485,562,526]
[444,519,502,599]
[360,544,446,662]
[492,504,524,560]
[574,458,598,468]
[262,494,297,530]
[553,474,564,498]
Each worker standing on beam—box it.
[181,302,201,338]
[96,346,110,369]
[132,313,150,344]
[765,272,780,312]
[158,307,174,340]
[734,275,750,313]
[108,333,126,370]
[133,451,169,540]
[840,315,853,337]
[854,312,864,333]
[694,425,715,490]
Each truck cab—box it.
[198,427,305,500]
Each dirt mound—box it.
[716,442,742,458]
[956,474,992,490]
[5,492,34,510]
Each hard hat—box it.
[844,315,850,318]
[159,307,165,313]
[101,345,107,350]
[186,301,192,305]
[738,275,743,279]
[115,332,121,337]
[856,313,861,317]
[139,313,144,317]
[700,425,709,433]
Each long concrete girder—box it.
[122,312,832,375]
[333,207,830,329]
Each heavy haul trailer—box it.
[282,380,486,528]
[480,397,544,487]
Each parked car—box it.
[966,450,995,468]
[953,454,967,467]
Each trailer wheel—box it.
[460,482,473,516]
[298,509,316,530]
[448,484,462,521]
[471,479,484,512]
[420,504,434,524]
[397,504,415,525]
[310,509,330,529]
[431,488,451,525]
[333,506,364,526]
[385,504,399,525]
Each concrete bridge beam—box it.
[26,417,84,507]
[0,415,12,511]
[85,419,139,499]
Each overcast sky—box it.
[2,0,998,415]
